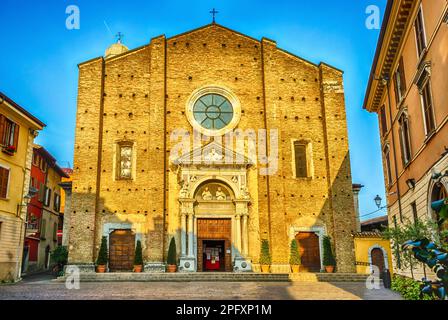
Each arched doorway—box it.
[371,248,385,275]
[194,182,234,272]
[109,229,135,272]
[431,182,448,232]
[295,232,321,272]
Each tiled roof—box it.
[352,232,384,238]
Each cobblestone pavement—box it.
[0,274,402,300]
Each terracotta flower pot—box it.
[96,265,106,273]
[291,265,301,273]
[134,265,143,273]
[325,265,335,273]
[261,265,270,273]
[167,264,177,273]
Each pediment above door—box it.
[172,141,253,168]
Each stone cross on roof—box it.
[210,8,219,24]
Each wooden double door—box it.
[295,232,321,272]
[371,248,386,276]
[109,230,135,272]
[197,219,232,272]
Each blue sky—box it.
[0,0,387,220]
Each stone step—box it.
[56,272,370,283]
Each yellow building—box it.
[353,233,393,275]
[0,92,45,282]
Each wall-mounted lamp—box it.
[406,178,416,190]
[16,187,39,217]
[374,195,382,209]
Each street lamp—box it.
[374,195,382,209]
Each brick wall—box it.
[69,24,356,272]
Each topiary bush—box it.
[391,275,436,300]
[289,239,301,266]
[51,246,68,266]
[259,239,271,265]
[97,236,108,266]
[134,240,143,266]
[167,237,177,265]
[322,236,336,266]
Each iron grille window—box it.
[193,94,234,130]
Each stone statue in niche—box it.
[215,187,227,201]
[202,187,213,201]
[179,181,189,199]
[240,187,250,200]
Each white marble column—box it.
[242,214,249,257]
[181,212,187,257]
[235,214,242,256]
[188,213,194,257]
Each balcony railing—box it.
[26,221,39,235]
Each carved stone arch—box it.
[191,175,240,200]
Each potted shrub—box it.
[166,237,177,273]
[50,246,68,276]
[96,236,108,273]
[259,239,271,273]
[289,239,301,273]
[134,240,143,273]
[323,236,336,273]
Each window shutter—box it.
[380,106,388,136]
[0,115,6,145]
[40,219,46,239]
[38,183,45,202]
[54,194,60,212]
[45,188,52,207]
[393,73,400,104]
[13,123,19,149]
[0,167,9,198]
[294,143,308,178]
[53,222,58,241]
[399,57,406,94]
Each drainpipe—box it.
[384,76,404,223]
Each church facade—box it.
[68,23,357,273]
